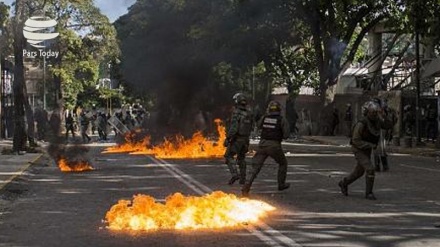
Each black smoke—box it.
[114,0,295,138]
[46,107,90,168]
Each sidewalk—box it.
[0,139,43,190]
[302,135,440,157]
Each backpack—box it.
[237,110,253,136]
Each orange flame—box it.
[58,158,94,172]
[103,119,226,159]
[103,130,151,154]
[105,191,275,231]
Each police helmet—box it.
[362,101,380,119]
[233,93,247,106]
[267,101,282,114]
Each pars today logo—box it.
[22,16,60,59]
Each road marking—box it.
[294,166,340,178]
[149,156,302,247]
[285,153,354,157]
[399,164,440,173]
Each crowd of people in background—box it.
[31,103,149,144]
[284,99,438,144]
[26,98,439,146]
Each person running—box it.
[241,100,290,197]
[338,101,393,200]
[224,93,254,185]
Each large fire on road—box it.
[103,119,226,159]
[105,191,275,231]
[102,129,152,154]
[58,158,94,172]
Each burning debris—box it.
[103,129,151,154]
[46,108,94,172]
[58,157,94,172]
[103,119,226,159]
[105,191,275,231]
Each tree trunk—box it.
[46,71,65,160]
[23,81,36,147]
[12,0,27,153]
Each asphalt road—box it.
[1,141,439,247]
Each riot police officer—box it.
[373,98,397,172]
[79,112,91,143]
[338,101,393,200]
[224,93,254,185]
[242,101,290,197]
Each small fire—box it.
[105,191,275,231]
[58,157,94,172]
[103,129,151,154]
[103,119,226,159]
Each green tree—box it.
[0,2,11,54]
[0,2,8,30]
[115,0,302,117]
[11,0,27,152]
[31,0,119,111]
[288,0,401,103]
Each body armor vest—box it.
[261,115,283,141]
[237,109,253,136]
[359,119,380,145]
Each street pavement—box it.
[0,139,42,191]
[0,137,439,247]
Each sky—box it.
[1,0,136,22]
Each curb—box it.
[303,136,440,157]
[0,153,43,191]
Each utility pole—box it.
[0,57,4,139]
[43,55,46,110]
[415,0,422,145]
[252,66,255,100]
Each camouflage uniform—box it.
[339,101,393,200]
[224,96,253,185]
[242,101,290,197]
[79,113,91,143]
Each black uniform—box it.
[65,114,75,139]
[242,110,290,197]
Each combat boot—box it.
[381,156,389,172]
[365,193,377,200]
[278,183,290,191]
[365,174,377,200]
[241,183,251,197]
[241,172,258,197]
[226,159,239,185]
[338,178,348,196]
